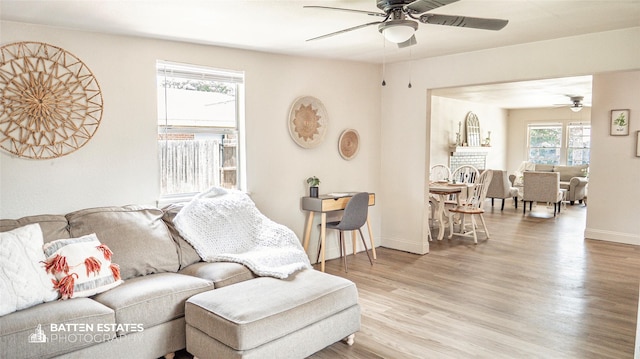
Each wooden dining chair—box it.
[430,164,451,182]
[447,170,493,243]
[451,165,480,184]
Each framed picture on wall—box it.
[610,109,630,136]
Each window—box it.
[527,124,562,164]
[567,123,590,165]
[527,122,590,165]
[157,61,244,198]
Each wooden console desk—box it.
[301,193,376,272]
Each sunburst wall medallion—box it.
[288,96,328,148]
[0,41,104,159]
[339,129,360,160]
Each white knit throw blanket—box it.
[174,187,311,279]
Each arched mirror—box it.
[465,112,481,147]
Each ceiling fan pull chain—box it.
[408,47,413,88]
[382,37,387,86]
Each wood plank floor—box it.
[310,202,640,359]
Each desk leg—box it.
[366,214,376,259]
[303,211,314,251]
[320,213,326,272]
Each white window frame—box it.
[566,122,591,166]
[526,121,591,166]
[527,123,563,165]
[156,60,246,204]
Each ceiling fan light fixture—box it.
[570,105,582,112]
[378,20,418,43]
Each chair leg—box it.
[315,231,322,264]
[501,198,505,211]
[523,201,526,214]
[358,229,373,265]
[470,215,478,244]
[479,214,490,239]
[514,197,518,209]
[339,231,348,272]
[491,198,495,207]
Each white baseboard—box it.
[380,236,429,254]
[584,228,640,246]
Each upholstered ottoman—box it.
[185,269,360,359]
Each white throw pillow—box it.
[43,234,123,299]
[0,223,58,316]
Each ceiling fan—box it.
[304,0,509,48]
[556,95,585,112]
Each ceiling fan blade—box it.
[397,35,418,48]
[306,21,384,42]
[419,14,509,30]
[303,6,386,17]
[405,0,460,15]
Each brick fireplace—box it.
[449,146,490,170]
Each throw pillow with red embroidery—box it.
[43,234,123,299]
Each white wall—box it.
[506,107,592,172]
[430,96,508,170]
[585,70,640,244]
[380,27,640,254]
[0,21,382,262]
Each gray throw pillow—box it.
[66,206,180,280]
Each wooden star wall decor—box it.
[288,96,328,148]
[0,42,104,159]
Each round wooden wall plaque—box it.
[0,42,104,159]
[339,129,360,160]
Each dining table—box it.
[428,182,474,240]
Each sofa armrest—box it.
[569,176,588,187]
[566,177,588,202]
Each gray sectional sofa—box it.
[0,204,360,359]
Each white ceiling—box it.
[1,0,637,109]
[433,75,593,109]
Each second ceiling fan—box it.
[305,0,509,48]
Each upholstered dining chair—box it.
[317,192,373,272]
[486,170,519,210]
[447,170,493,244]
[522,171,564,216]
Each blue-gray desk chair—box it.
[316,192,373,272]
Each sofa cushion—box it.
[91,272,214,336]
[0,215,70,242]
[534,164,554,172]
[0,298,116,359]
[66,206,180,280]
[554,164,588,182]
[179,262,255,288]
[0,224,58,316]
[162,203,202,269]
[42,234,123,299]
